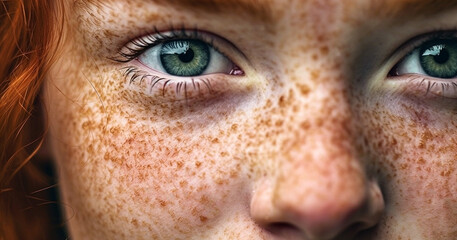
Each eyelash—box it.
[116,27,213,62]
[121,65,217,100]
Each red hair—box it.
[0,0,65,239]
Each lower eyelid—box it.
[387,74,457,99]
[122,66,249,103]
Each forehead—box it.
[75,0,457,18]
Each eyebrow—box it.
[76,0,274,23]
[157,0,273,20]
[77,0,457,28]
[370,0,457,18]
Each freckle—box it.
[320,46,329,55]
[418,139,425,149]
[109,126,120,135]
[298,83,310,95]
[211,138,219,143]
[230,170,238,178]
[131,219,139,227]
[220,152,228,157]
[418,130,433,149]
[195,161,202,168]
[417,158,425,164]
[215,178,226,185]
[199,216,208,222]
[278,95,285,107]
[230,124,238,132]
[163,126,172,136]
[300,121,310,130]
[310,70,320,80]
[312,53,318,61]
[391,137,397,146]
[179,180,188,188]
[275,120,283,127]
[176,161,183,169]
[261,118,272,127]
[440,170,452,177]
[81,121,91,130]
[158,199,167,207]
[292,104,299,113]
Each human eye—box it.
[389,32,457,98]
[115,28,245,102]
[139,39,236,76]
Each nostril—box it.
[265,222,302,238]
[338,219,382,240]
[265,221,379,240]
[269,222,298,231]
[351,221,381,239]
[337,222,370,239]
[264,222,378,239]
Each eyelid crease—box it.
[111,25,250,65]
[113,27,204,63]
[386,30,457,68]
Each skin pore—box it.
[43,0,457,239]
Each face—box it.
[44,0,457,239]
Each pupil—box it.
[178,48,194,63]
[433,48,449,64]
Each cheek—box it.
[48,98,246,237]
[101,127,244,235]
[359,96,457,239]
[45,51,277,238]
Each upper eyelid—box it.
[112,28,249,65]
[387,31,457,78]
[114,29,206,62]
[388,30,457,65]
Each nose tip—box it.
[251,179,385,240]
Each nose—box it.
[250,117,385,239]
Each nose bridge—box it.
[275,90,366,211]
[276,11,361,195]
[248,2,384,237]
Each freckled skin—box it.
[44,0,457,239]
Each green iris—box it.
[160,39,210,76]
[420,40,457,78]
